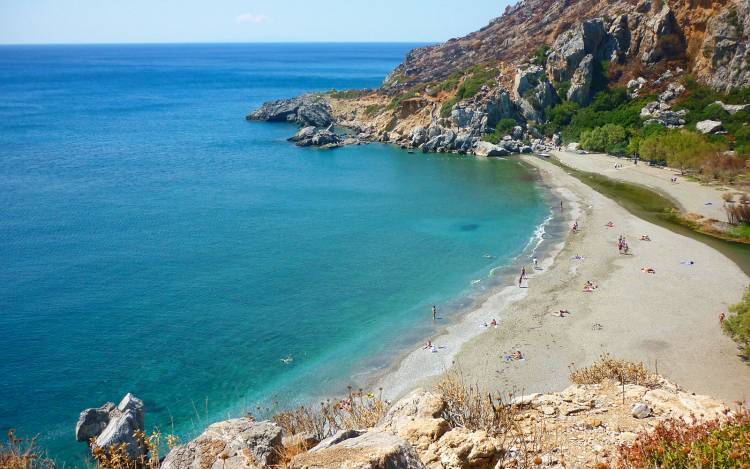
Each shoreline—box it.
[374,158,580,400]
[377,153,750,406]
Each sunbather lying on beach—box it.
[572,254,585,260]
[640,235,651,241]
[423,340,432,350]
[681,260,695,265]
[583,281,598,292]
[605,221,614,228]
[504,350,524,362]
[641,267,656,274]
[552,309,571,317]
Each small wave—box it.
[523,211,554,255]
[471,279,481,285]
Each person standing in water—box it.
[432,305,437,321]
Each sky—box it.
[0,0,515,45]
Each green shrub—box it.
[580,124,628,154]
[484,118,519,143]
[724,284,750,359]
[387,90,419,110]
[638,129,726,171]
[440,97,458,117]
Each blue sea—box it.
[0,43,549,465]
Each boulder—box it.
[378,389,449,452]
[161,419,283,469]
[288,126,342,148]
[95,410,144,460]
[659,82,686,102]
[642,389,728,423]
[248,94,333,128]
[696,120,723,134]
[76,403,114,442]
[631,402,652,419]
[473,141,509,157]
[714,101,750,115]
[567,54,594,105]
[290,431,424,469]
[421,428,503,469]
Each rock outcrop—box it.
[288,125,343,148]
[76,393,146,459]
[696,119,723,134]
[161,419,283,469]
[247,94,333,128]
[290,431,424,469]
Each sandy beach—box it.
[380,154,750,405]
[551,149,742,222]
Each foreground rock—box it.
[290,431,424,469]
[247,94,333,128]
[696,120,723,134]
[76,393,146,459]
[161,419,282,469]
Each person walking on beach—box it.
[432,305,437,321]
[533,257,538,270]
[519,267,526,287]
[719,312,726,324]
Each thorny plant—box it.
[0,429,55,469]
[568,353,660,387]
[270,386,389,442]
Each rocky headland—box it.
[248,0,750,157]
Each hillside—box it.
[249,0,750,163]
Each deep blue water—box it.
[0,43,547,465]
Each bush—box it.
[638,129,726,172]
[723,284,750,359]
[568,354,660,387]
[580,124,628,154]
[618,410,750,468]
[271,387,389,442]
[0,429,55,469]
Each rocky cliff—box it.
[248,0,749,157]
[157,376,737,469]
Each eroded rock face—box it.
[161,419,282,469]
[378,389,450,452]
[567,54,595,105]
[78,393,146,459]
[247,95,333,128]
[290,431,425,469]
[699,1,750,92]
[76,403,115,442]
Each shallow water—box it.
[0,43,548,464]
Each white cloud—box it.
[235,13,270,24]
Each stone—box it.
[631,402,652,419]
[76,403,114,442]
[422,428,503,469]
[473,141,509,157]
[696,120,723,134]
[642,389,727,423]
[714,101,750,115]
[290,431,424,469]
[659,82,686,102]
[95,410,144,460]
[377,389,449,451]
[248,94,333,128]
[288,126,342,148]
[161,419,283,469]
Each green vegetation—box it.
[559,87,651,141]
[329,89,370,99]
[529,45,550,66]
[484,118,518,143]
[619,410,750,468]
[437,65,500,117]
[387,90,419,110]
[580,123,628,155]
[724,284,750,359]
[363,104,385,117]
[638,129,727,172]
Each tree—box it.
[580,124,627,154]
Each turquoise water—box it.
[0,44,548,465]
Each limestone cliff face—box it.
[385,0,748,93]
[250,0,748,156]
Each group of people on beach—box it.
[618,235,630,255]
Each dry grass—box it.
[0,430,55,469]
[568,354,660,387]
[271,386,389,441]
[89,430,180,469]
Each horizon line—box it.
[0,40,437,47]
